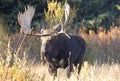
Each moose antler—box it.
[17,4,70,37]
[18,5,55,37]
[18,5,35,34]
[64,3,70,27]
[53,3,70,33]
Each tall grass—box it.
[80,27,120,64]
[0,26,120,81]
[0,16,8,55]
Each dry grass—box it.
[0,57,120,81]
[27,61,120,81]
[0,26,120,81]
[80,27,120,64]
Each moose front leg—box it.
[41,52,45,60]
[67,52,73,78]
[48,64,57,76]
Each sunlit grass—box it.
[27,61,120,81]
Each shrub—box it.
[44,0,77,32]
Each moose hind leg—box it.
[78,59,83,74]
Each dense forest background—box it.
[0,0,120,35]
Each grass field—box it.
[28,62,120,81]
[0,26,120,81]
[0,60,119,81]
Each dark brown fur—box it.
[41,33,86,78]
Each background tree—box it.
[0,0,47,34]
[0,0,120,34]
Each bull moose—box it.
[17,4,86,78]
[40,31,86,77]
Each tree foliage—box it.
[44,0,77,28]
[77,0,120,31]
[0,0,120,34]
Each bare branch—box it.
[18,5,35,34]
